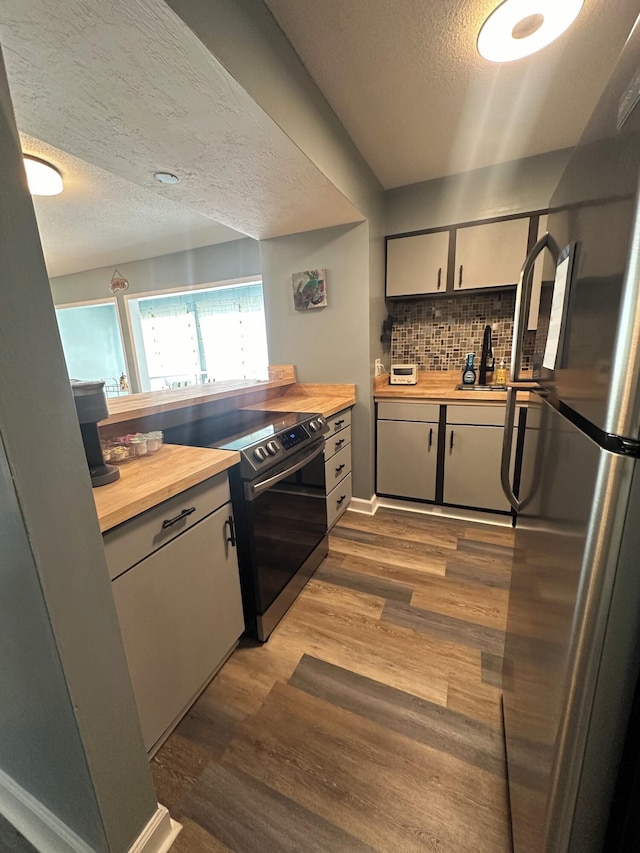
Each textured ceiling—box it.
[1,0,362,275]
[22,134,244,278]
[266,0,640,188]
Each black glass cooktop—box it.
[213,411,313,451]
[163,409,315,451]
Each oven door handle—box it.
[245,439,325,501]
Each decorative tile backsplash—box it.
[390,291,536,372]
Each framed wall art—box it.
[292,269,327,311]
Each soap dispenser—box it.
[462,353,477,385]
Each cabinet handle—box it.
[162,506,196,529]
[225,516,237,547]
[429,427,433,449]
[437,267,442,290]
[458,265,463,288]
[336,494,347,506]
[335,438,345,449]
[334,419,345,429]
[450,430,455,452]
[335,463,345,474]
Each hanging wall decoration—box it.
[109,269,129,293]
[292,269,327,311]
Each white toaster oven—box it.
[389,364,418,385]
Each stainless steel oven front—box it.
[230,437,328,641]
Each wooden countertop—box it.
[100,366,297,427]
[93,444,240,533]
[374,371,534,403]
[243,383,356,418]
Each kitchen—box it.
[1,2,640,853]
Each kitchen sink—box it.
[455,384,508,391]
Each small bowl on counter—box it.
[102,431,163,463]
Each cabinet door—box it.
[112,504,244,753]
[377,419,438,500]
[386,231,450,297]
[454,218,530,291]
[443,424,516,512]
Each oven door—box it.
[243,438,327,639]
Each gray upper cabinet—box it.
[454,217,530,291]
[386,230,450,297]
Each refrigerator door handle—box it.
[502,232,560,511]
[501,387,520,511]
[510,231,560,383]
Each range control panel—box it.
[279,424,310,450]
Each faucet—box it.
[478,324,495,385]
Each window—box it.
[55,300,129,396]
[127,279,269,392]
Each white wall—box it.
[0,47,158,853]
[166,0,383,219]
[386,148,573,235]
[261,222,377,499]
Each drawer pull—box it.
[334,419,345,429]
[162,506,196,529]
[225,516,237,547]
[335,438,345,449]
[336,494,347,506]
[335,463,346,474]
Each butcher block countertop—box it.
[374,371,533,403]
[93,444,240,533]
[243,383,356,418]
[100,366,298,427]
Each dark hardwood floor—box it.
[152,508,515,853]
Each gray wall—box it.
[0,48,157,852]
[261,222,377,499]
[50,237,261,392]
[386,148,573,235]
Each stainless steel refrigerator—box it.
[500,14,640,853]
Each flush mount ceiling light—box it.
[478,0,584,63]
[23,154,63,196]
[153,171,180,184]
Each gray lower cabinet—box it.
[376,402,440,501]
[377,419,438,500]
[443,424,516,512]
[376,401,521,513]
[110,490,243,755]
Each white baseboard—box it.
[0,766,95,853]
[128,805,181,853]
[0,768,180,853]
[346,496,379,515]
[374,496,513,526]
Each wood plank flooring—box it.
[152,508,515,853]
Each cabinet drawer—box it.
[446,404,506,427]
[327,473,352,529]
[324,425,351,460]
[325,444,351,492]
[104,473,231,580]
[327,408,351,434]
[378,401,440,422]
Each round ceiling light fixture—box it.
[153,171,180,184]
[478,0,584,63]
[23,154,64,196]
